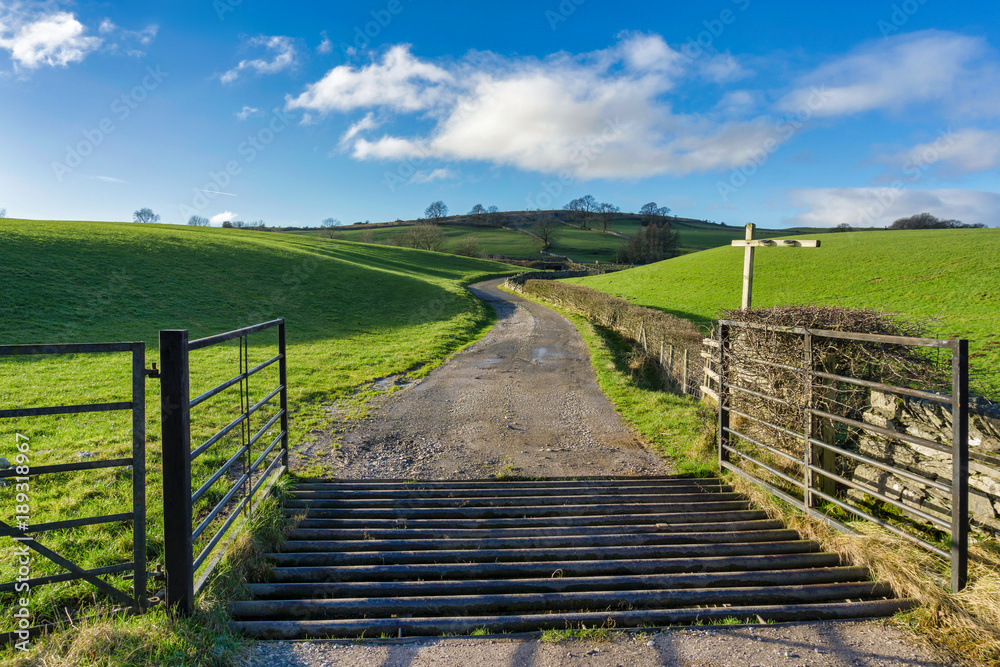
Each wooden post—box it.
[731,225,820,310]
[160,330,193,616]
[682,349,689,395]
[741,224,756,310]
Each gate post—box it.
[951,339,969,593]
[160,329,194,615]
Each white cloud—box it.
[317,31,332,55]
[891,128,1000,176]
[236,105,261,121]
[210,211,239,225]
[701,52,751,83]
[788,188,1000,228]
[409,168,454,184]
[779,31,993,118]
[286,44,454,113]
[0,9,101,69]
[221,35,296,84]
[292,35,788,180]
[338,112,380,148]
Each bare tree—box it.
[133,208,160,223]
[0,208,7,219]
[188,215,210,226]
[424,200,448,219]
[534,218,560,249]
[564,195,598,228]
[455,236,483,257]
[597,202,620,232]
[403,223,446,251]
[469,204,486,216]
[834,223,852,232]
[486,205,501,227]
[322,217,341,227]
[639,202,670,226]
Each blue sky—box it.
[1,0,998,228]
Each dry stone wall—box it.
[849,391,1000,535]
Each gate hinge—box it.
[144,363,160,379]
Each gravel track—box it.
[261,280,951,666]
[312,279,672,480]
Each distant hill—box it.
[281,211,869,263]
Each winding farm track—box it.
[321,278,672,480]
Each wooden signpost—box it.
[731,223,820,310]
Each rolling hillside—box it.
[287,213,860,262]
[0,219,518,613]
[569,229,1000,394]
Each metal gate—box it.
[0,342,147,643]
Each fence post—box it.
[131,343,147,612]
[160,329,193,616]
[951,339,969,593]
[278,319,289,469]
[717,324,730,466]
[682,349,689,395]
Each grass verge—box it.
[732,475,1000,666]
[0,477,296,666]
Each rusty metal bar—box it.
[809,407,952,456]
[0,401,133,418]
[723,428,804,466]
[722,445,805,490]
[0,457,132,479]
[0,513,133,536]
[0,342,134,355]
[230,599,917,639]
[717,323,730,466]
[803,330,815,508]
[807,463,950,530]
[278,319,289,469]
[187,318,284,351]
[806,436,952,493]
[131,342,147,611]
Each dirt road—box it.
[263,280,951,667]
[319,279,672,480]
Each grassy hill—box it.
[0,219,518,616]
[568,229,1000,394]
[286,213,861,263]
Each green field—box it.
[568,228,1000,394]
[291,224,545,258]
[0,220,519,623]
